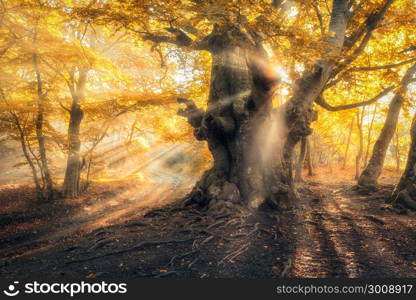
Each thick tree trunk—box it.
[295,137,307,182]
[180,1,349,213]
[179,24,282,214]
[358,64,416,187]
[63,68,87,198]
[391,113,416,209]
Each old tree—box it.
[72,0,416,213]
[1,0,414,212]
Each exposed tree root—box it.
[218,243,250,265]
[66,237,196,265]
[280,258,292,278]
[167,250,199,267]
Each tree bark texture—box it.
[178,23,284,214]
[63,67,88,198]
[306,137,314,176]
[355,108,364,180]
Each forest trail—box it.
[290,180,416,277]
[1,174,416,278]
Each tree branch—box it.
[114,98,177,117]
[327,0,396,83]
[313,4,325,36]
[177,97,204,129]
[325,57,416,89]
[340,0,395,64]
[350,57,416,71]
[143,27,192,48]
[59,102,71,113]
[315,86,394,111]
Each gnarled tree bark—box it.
[178,23,281,214]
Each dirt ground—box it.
[1,167,416,278]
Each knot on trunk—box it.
[286,105,317,138]
[177,98,204,127]
[205,114,236,137]
[177,98,206,140]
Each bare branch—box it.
[400,45,416,54]
[350,57,416,72]
[114,98,177,117]
[325,57,416,89]
[59,102,71,113]
[315,86,394,111]
[177,97,204,129]
[313,4,325,36]
[143,27,192,48]
[330,0,396,79]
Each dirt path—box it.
[1,179,416,278]
[289,181,416,278]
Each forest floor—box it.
[0,166,416,278]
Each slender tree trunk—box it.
[391,113,416,209]
[26,137,45,187]
[329,154,334,174]
[295,137,307,182]
[306,137,314,176]
[363,104,377,167]
[359,64,416,187]
[14,116,43,200]
[395,129,401,172]
[63,67,88,198]
[1,86,43,199]
[343,117,354,169]
[355,109,364,180]
[32,52,54,199]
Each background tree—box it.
[358,63,416,187]
[391,113,416,209]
